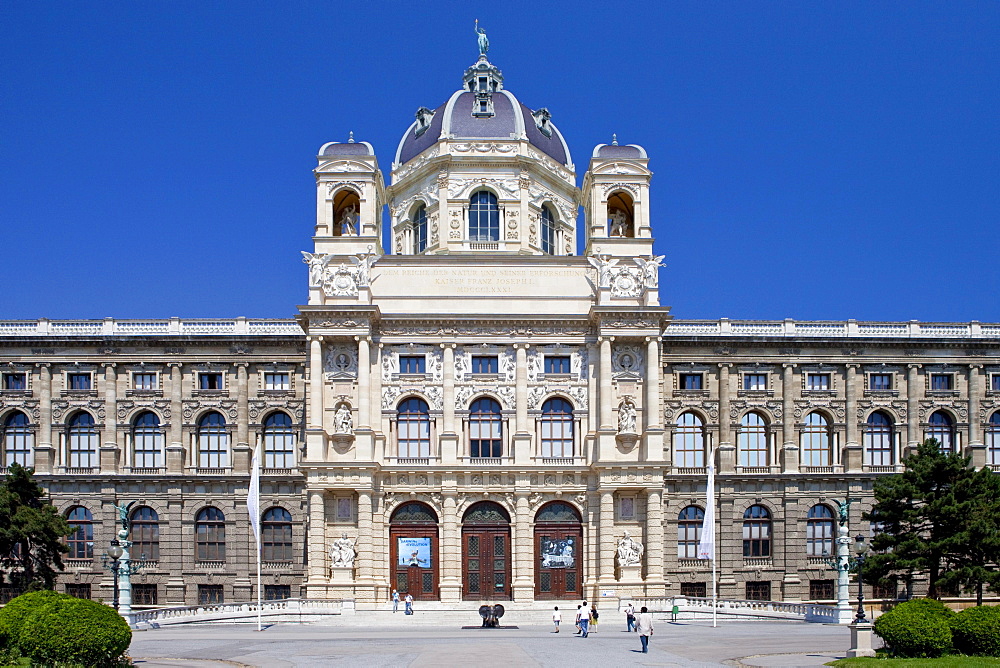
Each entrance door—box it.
[463,527,511,600]
[389,502,440,601]
[534,501,584,599]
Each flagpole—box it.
[697,460,718,628]
[247,448,262,632]
[710,463,717,628]
[256,536,262,632]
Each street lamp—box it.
[102,541,124,611]
[852,534,870,624]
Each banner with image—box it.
[398,537,432,568]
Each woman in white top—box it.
[636,606,654,653]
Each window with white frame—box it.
[868,373,892,391]
[199,372,224,390]
[539,397,574,458]
[469,397,502,458]
[132,411,163,468]
[987,412,1000,466]
[197,412,229,468]
[397,397,431,458]
[468,191,499,242]
[801,412,833,466]
[413,204,428,254]
[263,372,290,390]
[863,411,894,466]
[540,205,556,254]
[67,412,97,468]
[806,373,831,391]
[133,372,158,390]
[673,412,705,467]
[738,412,769,467]
[743,373,767,391]
[3,411,33,468]
[67,372,92,391]
[262,412,295,469]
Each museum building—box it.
[2,48,1000,608]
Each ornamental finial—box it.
[612,133,618,146]
[475,19,489,56]
[348,131,355,143]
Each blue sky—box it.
[2,2,997,322]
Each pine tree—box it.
[937,465,1000,605]
[0,463,72,591]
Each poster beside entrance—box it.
[398,537,432,568]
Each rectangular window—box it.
[619,496,635,520]
[336,497,353,523]
[264,585,291,601]
[398,356,426,375]
[809,580,835,600]
[992,374,1000,392]
[198,585,224,604]
[544,356,571,374]
[133,373,157,390]
[869,373,892,391]
[199,373,223,390]
[806,373,830,391]
[263,372,290,390]
[67,373,91,390]
[3,373,26,390]
[132,584,158,605]
[743,374,767,391]
[679,373,703,390]
[680,582,707,598]
[471,356,498,374]
[930,373,953,391]
[65,584,92,599]
[745,581,771,601]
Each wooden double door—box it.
[462,526,511,600]
[389,525,439,600]
[535,524,583,599]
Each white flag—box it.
[697,464,715,560]
[247,448,261,548]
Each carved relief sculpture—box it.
[617,530,644,567]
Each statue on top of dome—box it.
[475,19,489,56]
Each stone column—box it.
[645,487,665,593]
[357,490,374,584]
[512,493,533,600]
[781,364,799,472]
[233,362,250,473]
[968,364,985,467]
[907,364,921,449]
[844,364,862,472]
[645,337,660,430]
[356,337,370,427]
[442,344,456,433]
[35,363,53,473]
[100,363,118,473]
[513,344,531,462]
[307,490,327,583]
[440,494,461,602]
[599,337,613,430]
[718,363,734,473]
[599,489,615,582]
[166,363,184,473]
[309,337,324,429]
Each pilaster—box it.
[100,363,118,474]
[512,493,534,600]
[307,490,327,582]
[907,364,921,449]
[844,364,862,473]
[34,363,54,473]
[235,362,249,472]
[599,337,614,430]
[512,343,532,463]
[969,364,986,467]
[166,363,184,473]
[599,489,615,584]
[644,487,665,595]
[781,364,799,473]
[440,494,462,602]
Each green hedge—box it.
[952,605,1000,657]
[19,596,131,667]
[874,598,955,658]
[0,589,67,648]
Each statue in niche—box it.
[609,208,629,237]
[340,204,358,236]
[618,397,637,434]
[330,532,357,568]
[334,403,354,434]
[617,530,644,567]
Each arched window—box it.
[806,505,835,556]
[67,412,97,469]
[742,505,771,557]
[677,506,705,558]
[864,411,894,466]
[987,412,1000,466]
[197,412,228,469]
[66,506,93,559]
[607,191,635,237]
[3,411,33,468]
[261,507,292,562]
[539,397,574,458]
[674,412,705,467]
[195,507,226,562]
[132,411,163,469]
[469,397,503,458]
[413,204,427,253]
[801,412,832,467]
[540,205,556,254]
[927,411,955,452]
[469,191,499,242]
[332,189,360,236]
[131,506,159,560]
[262,412,295,469]
[397,397,431,458]
[739,412,769,467]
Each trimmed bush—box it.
[952,605,1000,656]
[874,598,955,658]
[0,589,67,648]
[18,596,131,667]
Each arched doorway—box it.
[462,501,511,600]
[389,502,439,600]
[534,501,583,599]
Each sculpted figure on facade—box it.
[330,532,357,568]
[301,251,330,287]
[617,530,644,567]
[635,254,665,288]
[340,205,358,235]
[618,397,637,434]
[609,208,629,237]
[334,403,354,434]
[587,254,618,288]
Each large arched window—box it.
[677,506,704,559]
[742,505,771,557]
[539,397,574,458]
[413,204,428,254]
[801,412,832,467]
[197,412,228,469]
[195,507,226,562]
[66,506,93,559]
[673,412,705,467]
[397,397,431,458]
[927,411,955,452]
[988,412,1000,466]
[67,412,98,469]
[469,191,499,242]
[738,412,769,467]
[863,411,894,466]
[540,205,556,255]
[806,505,835,556]
[3,411,33,468]
[132,411,163,469]
[469,397,503,458]
[131,506,159,560]
[261,507,293,562]
[262,412,295,469]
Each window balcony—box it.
[677,558,707,569]
[385,457,435,466]
[124,467,166,475]
[64,558,93,569]
[60,466,99,475]
[673,466,707,475]
[743,557,773,568]
[863,465,902,473]
[534,456,585,466]
[195,561,226,569]
[735,466,778,475]
[800,465,843,474]
[126,389,164,398]
[193,467,232,475]
[262,467,299,475]
[461,456,509,466]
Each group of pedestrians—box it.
[552,600,652,653]
[390,589,413,614]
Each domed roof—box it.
[394,59,572,169]
[319,138,375,157]
[592,143,647,159]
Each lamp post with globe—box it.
[847,534,876,658]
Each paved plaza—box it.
[129,619,861,667]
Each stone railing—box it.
[663,319,1000,339]
[131,597,345,626]
[0,318,303,337]
[625,595,839,624]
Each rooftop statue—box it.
[475,19,489,56]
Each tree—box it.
[0,463,72,591]
[937,465,1000,605]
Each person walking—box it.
[404,593,414,615]
[392,589,399,613]
[590,603,599,633]
[552,606,561,633]
[574,604,582,634]
[578,600,591,637]
[636,606,653,653]
[624,602,636,632]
